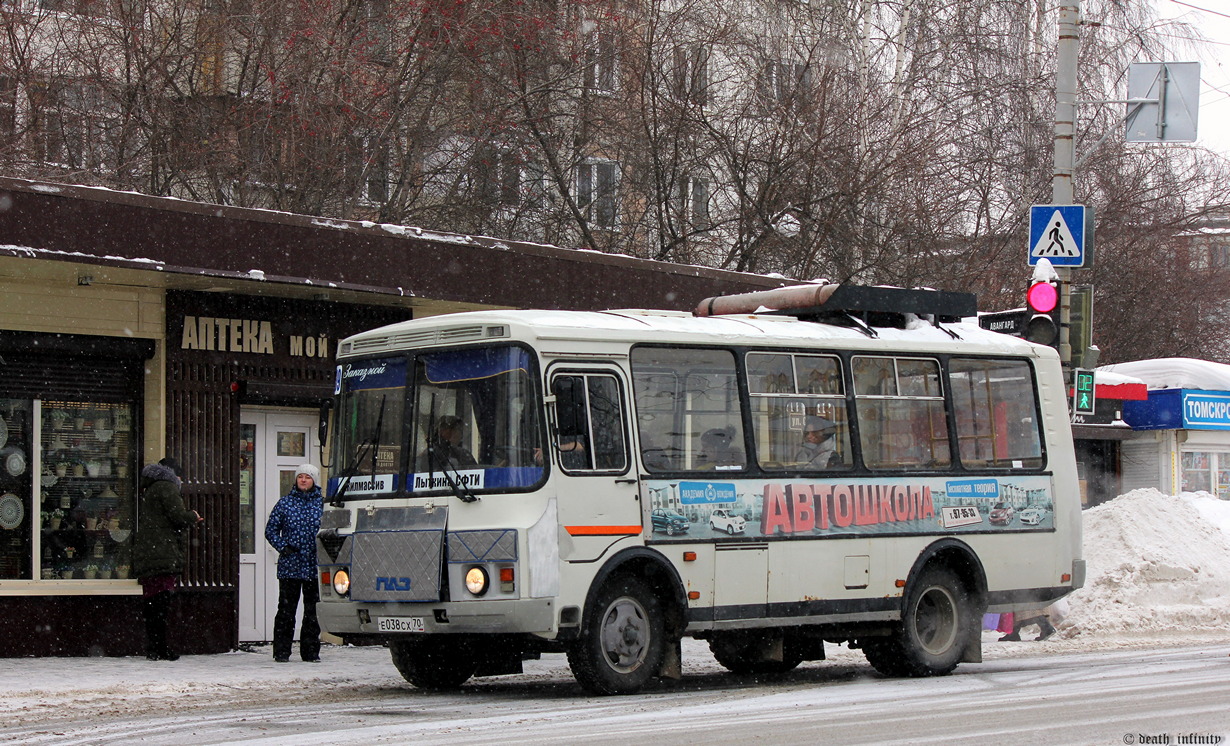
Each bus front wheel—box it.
[389,638,477,690]
[568,575,666,695]
[863,566,970,678]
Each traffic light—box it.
[1073,368,1096,415]
[1022,278,1060,347]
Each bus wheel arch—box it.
[568,548,687,695]
[863,540,986,678]
[906,538,988,611]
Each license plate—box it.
[376,616,425,633]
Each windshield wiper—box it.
[424,403,479,504]
[438,457,479,503]
[330,395,385,507]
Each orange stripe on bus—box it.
[565,525,642,536]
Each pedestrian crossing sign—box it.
[1029,205,1089,268]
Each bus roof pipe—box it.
[695,284,977,324]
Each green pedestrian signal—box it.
[1073,369,1096,415]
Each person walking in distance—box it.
[265,464,324,663]
[133,457,202,661]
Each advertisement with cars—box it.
[643,475,1054,541]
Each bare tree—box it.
[2,0,1228,362]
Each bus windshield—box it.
[408,345,544,495]
[331,356,407,498]
[331,345,545,499]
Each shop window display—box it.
[0,400,33,579]
[36,401,138,580]
[1181,450,1230,499]
[1181,451,1212,494]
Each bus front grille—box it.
[349,529,444,602]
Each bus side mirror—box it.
[319,399,333,459]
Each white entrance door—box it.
[238,409,319,643]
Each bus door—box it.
[546,367,639,553]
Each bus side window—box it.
[631,347,744,473]
[748,352,850,471]
[551,373,629,473]
[855,356,949,470]
[632,369,681,472]
[950,358,1044,469]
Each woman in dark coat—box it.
[132,457,201,661]
[264,463,324,662]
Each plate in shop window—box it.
[3,449,25,476]
[0,493,22,530]
[0,416,7,451]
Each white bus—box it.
[315,284,1083,695]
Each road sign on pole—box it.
[1030,205,1088,267]
[979,309,1026,335]
[1126,62,1200,143]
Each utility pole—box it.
[1053,1,1080,370]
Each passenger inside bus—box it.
[417,415,478,470]
[794,415,842,468]
[696,426,745,470]
[556,435,589,470]
[550,376,595,470]
[638,432,679,471]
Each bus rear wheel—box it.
[863,566,970,678]
[567,575,666,695]
[389,638,477,690]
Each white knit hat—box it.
[296,463,321,486]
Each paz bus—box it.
[314,284,1083,695]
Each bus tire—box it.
[863,566,970,678]
[389,638,477,690]
[568,575,666,695]
[709,632,804,675]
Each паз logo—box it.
[376,576,412,591]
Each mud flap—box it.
[474,655,525,678]
[794,635,826,662]
[659,637,683,680]
[962,630,982,663]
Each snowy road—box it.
[5,638,1227,745]
[13,484,1230,745]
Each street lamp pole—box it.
[1053,1,1081,370]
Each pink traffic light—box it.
[1026,281,1058,314]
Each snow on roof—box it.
[1091,368,1145,387]
[1099,357,1230,391]
[345,308,1039,356]
[1089,367,1148,400]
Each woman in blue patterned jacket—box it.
[264,463,324,663]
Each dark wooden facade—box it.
[165,291,409,652]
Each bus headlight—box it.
[332,568,351,596]
[464,566,489,596]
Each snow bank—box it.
[1064,489,1230,638]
